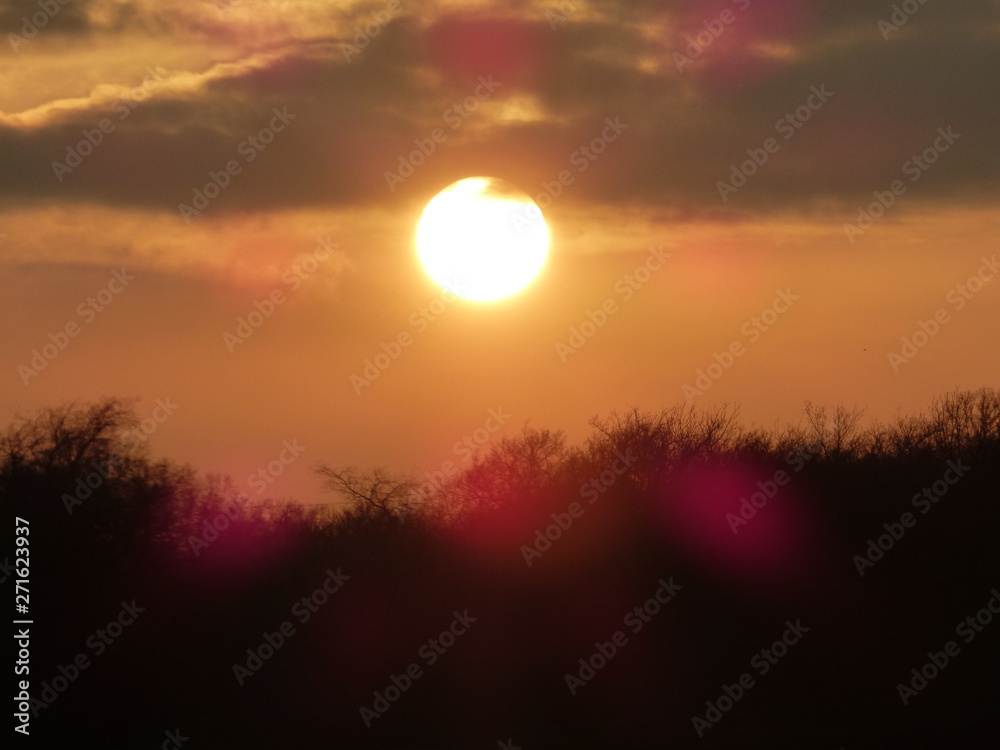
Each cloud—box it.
[0,0,997,220]
[2,0,92,37]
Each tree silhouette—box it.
[3,390,1000,748]
[316,465,422,519]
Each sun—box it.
[416,176,550,301]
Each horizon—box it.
[2,387,990,510]
[5,388,1000,746]
[3,0,998,505]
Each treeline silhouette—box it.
[3,390,1000,748]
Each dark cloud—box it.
[2,0,91,36]
[1,0,997,217]
[0,0,150,40]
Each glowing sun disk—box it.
[416,176,550,301]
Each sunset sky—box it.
[2,0,998,504]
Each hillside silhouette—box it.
[4,390,1000,748]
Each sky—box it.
[2,0,998,504]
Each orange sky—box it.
[2,0,998,503]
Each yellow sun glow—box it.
[416,176,550,301]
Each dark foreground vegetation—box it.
[3,390,1000,748]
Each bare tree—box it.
[587,403,743,487]
[0,398,140,479]
[927,387,1000,455]
[802,402,865,458]
[0,398,196,558]
[315,465,421,520]
[434,426,569,515]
